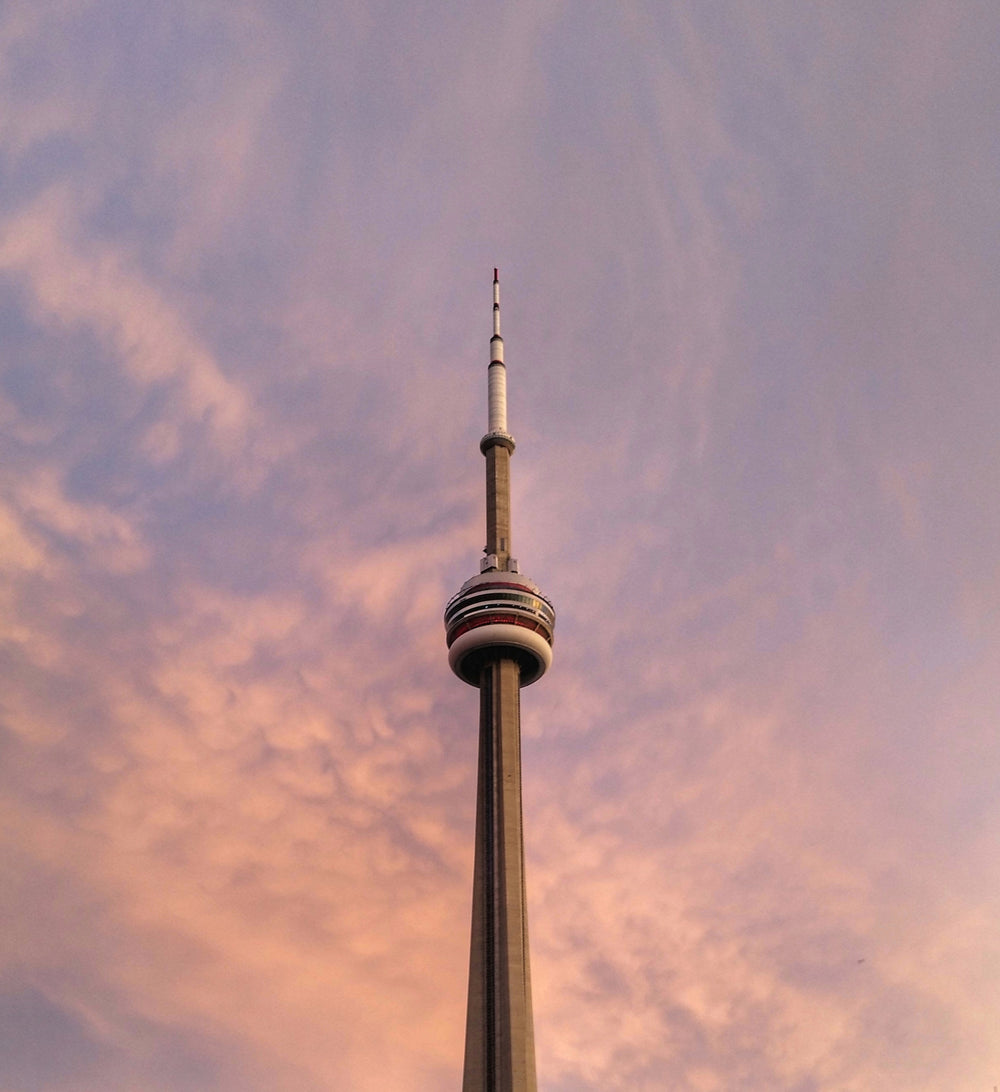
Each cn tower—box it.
[444,270,555,1092]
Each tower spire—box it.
[482,268,515,569]
[444,272,555,1092]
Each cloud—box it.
[2,2,1000,1090]
[0,187,252,455]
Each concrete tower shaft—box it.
[485,444,512,567]
[463,657,536,1092]
[445,271,554,1092]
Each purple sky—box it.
[2,2,999,1089]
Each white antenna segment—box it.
[488,267,508,435]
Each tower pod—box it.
[444,571,555,686]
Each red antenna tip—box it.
[494,267,499,281]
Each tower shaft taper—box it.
[463,658,537,1092]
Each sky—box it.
[1,2,999,1090]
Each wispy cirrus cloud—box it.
[1,2,999,1090]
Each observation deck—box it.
[445,570,555,686]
